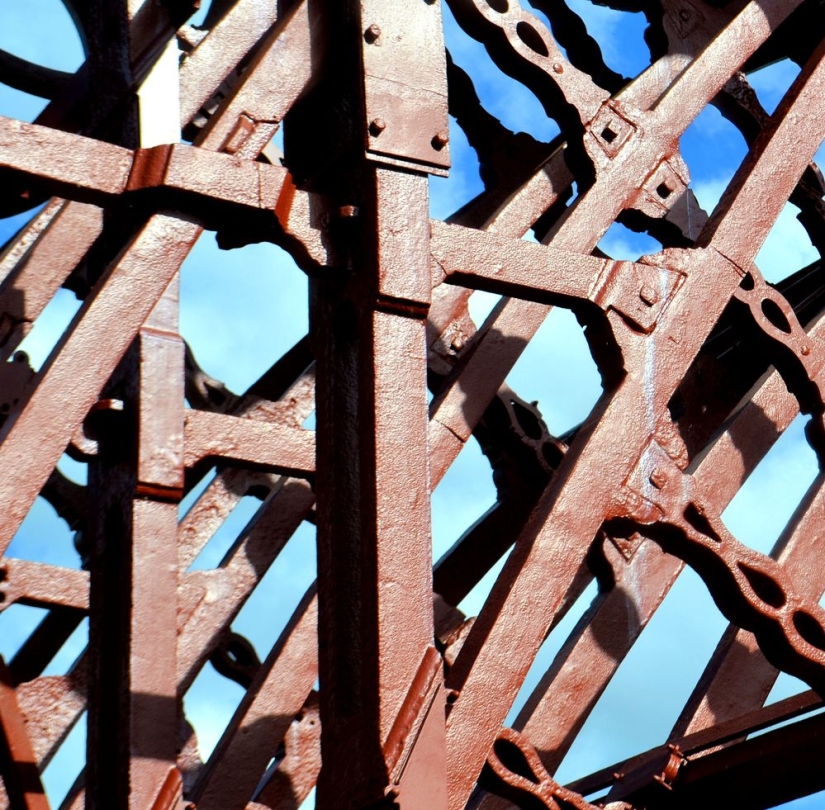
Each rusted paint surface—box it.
[0,0,823,808]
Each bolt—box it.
[369,117,387,136]
[432,131,450,150]
[649,468,668,489]
[801,344,811,356]
[679,8,690,20]
[364,23,381,43]
[337,204,359,219]
[552,62,564,74]
[613,772,625,781]
[640,285,659,306]
[450,332,466,353]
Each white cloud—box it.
[755,202,820,284]
[748,59,802,115]
[504,306,603,437]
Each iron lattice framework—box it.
[0,0,824,807]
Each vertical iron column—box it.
[85,5,185,805]
[305,1,451,806]
[86,279,184,809]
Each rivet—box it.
[369,118,387,136]
[640,285,659,306]
[552,63,564,74]
[649,468,667,489]
[364,23,381,43]
[450,333,465,353]
[801,344,811,356]
[337,204,359,219]
[432,130,449,150]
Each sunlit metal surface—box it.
[0,0,823,807]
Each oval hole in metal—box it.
[761,298,792,334]
[737,562,786,609]
[793,610,825,652]
[492,735,541,784]
[516,21,550,57]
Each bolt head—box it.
[364,23,381,43]
[649,468,667,489]
[640,285,659,306]
[552,62,564,74]
[369,118,387,136]
[432,130,449,150]
[337,204,359,219]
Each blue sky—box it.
[0,0,823,807]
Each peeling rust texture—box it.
[0,0,823,808]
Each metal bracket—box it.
[585,101,639,162]
[360,0,450,175]
[592,259,684,334]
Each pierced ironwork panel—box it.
[0,0,823,808]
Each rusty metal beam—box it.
[0,0,823,807]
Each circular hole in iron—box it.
[516,21,549,57]
[542,441,564,469]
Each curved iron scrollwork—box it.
[0,0,823,807]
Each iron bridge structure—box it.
[0,0,824,807]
